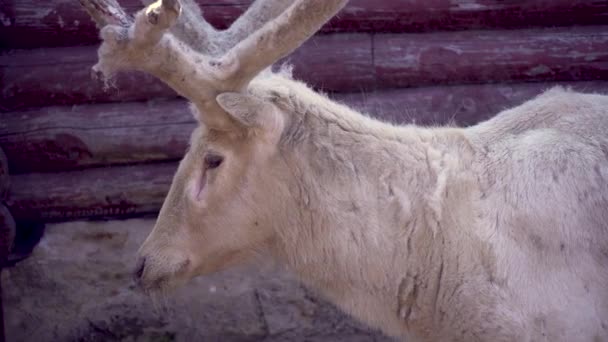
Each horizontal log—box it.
[0,34,372,111]
[2,81,607,174]
[2,0,608,49]
[3,26,608,112]
[7,163,177,222]
[1,100,192,173]
[0,148,8,200]
[374,27,608,88]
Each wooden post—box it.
[0,204,13,342]
[0,274,4,342]
[0,147,13,262]
[0,205,15,266]
[0,148,12,262]
[0,148,8,201]
[0,148,11,342]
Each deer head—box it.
[80,0,348,292]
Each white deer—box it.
[80,0,608,340]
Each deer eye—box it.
[204,153,224,169]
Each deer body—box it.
[244,77,608,341]
[79,0,608,340]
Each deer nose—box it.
[133,256,146,282]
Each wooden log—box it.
[0,274,4,342]
[2,81,607,174]
[0,34,372,111]
[0,100,192,173]
[0,46,178,112]
[2,0,608,48]
[3,27,608,112]
[374,26,608,88]
[0,148,8,200]
[6,163,177,222]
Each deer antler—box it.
[219,0,296,52]
[80,0,348,129]
[140,0,294,56]
[79,0,131,27]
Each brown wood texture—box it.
[1,100,192,173]
[0,34,372,111]
[3,27,608,112]
[2,81,607,174]
[0,273,4,342]
[0,148,8,200]
[375,27,608,88]
[6,162,177,222]
[1,0,608,48]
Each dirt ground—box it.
[4,218,392,342]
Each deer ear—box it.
[216,92,284,133]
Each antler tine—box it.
[220,0,295,51]
[83,0,222,101]
[217,0,349,92]
[79,0,131,27]
[141,0,221,56]
[139,0,297,57]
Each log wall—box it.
[2,0,608,48]
[1,0,608,223]
[3,27,608,111]
[2,81,607,174]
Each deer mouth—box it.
[134,257,191,294]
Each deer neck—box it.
[269,97,477,336]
